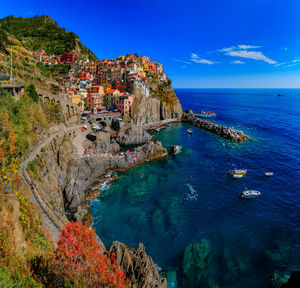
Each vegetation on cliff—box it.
[0,15,98,61]
[149,74,179,105]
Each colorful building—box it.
[58,52,76,63]
[114,93,135,114]
[86,85,106,112]
[105,88,120,110]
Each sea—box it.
[89,89,300,288]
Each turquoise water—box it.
[89,89,300,287]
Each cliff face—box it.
[109,242,167,288]
[33,133,167,220]
[127,88,183,126]
[30,131,168,287]
[116,123,152,145]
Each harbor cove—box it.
[90,89,300,288]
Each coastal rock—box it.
[84,132,120,153]
[116,124,152,145]
[182,239,211,288]
[170,144,181,155]
[182,110,249,142]
[32,133,167,221]
[109,241,167,288]
[128,93,182,126]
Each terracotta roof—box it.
[106,88,117,93]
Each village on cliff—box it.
[33,51,166,115]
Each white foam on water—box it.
[99,182,111,191]
[184,183,198,200]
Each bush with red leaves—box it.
[55,221,130,288]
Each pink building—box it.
[86,85,106,113]
[115,93,135,114]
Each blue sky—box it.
[1,0,300,88]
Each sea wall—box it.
[182,110,249,142]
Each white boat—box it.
[239,190,262,199]
[232,174,244,179]
[265,172,274,176]
[187,129,193,134]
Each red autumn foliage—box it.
[55,221,130,288]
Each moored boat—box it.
[154,127,161,132]
[232,173,244,179]
[265,172,274,176]
[229,169,247,176]
[195,110,217,118]
[187,129,193,134]
[239,190,262,199]
[277,94,283,96]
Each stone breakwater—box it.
[182,110,249,142]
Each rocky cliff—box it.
[33,133,167,221]
[127,88,183,126]
[30,131,168,287]
[116,123,152,145]
[109,242,167,288]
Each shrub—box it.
[25,83,39,102]
[54,221,130,288]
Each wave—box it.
[184,183,198,201]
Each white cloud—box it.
[190,53,216,64]
[285,63,296,68]
[238,45,261,49]
[232,60,245,64]
[274,62,286,67]
[292,59,300,63]
[219,45,261,52]
[226,50,276,64]
[173,59,191,65]
[219,46,235,52]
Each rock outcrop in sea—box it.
[182,110,249,142]
[109,242,167,288]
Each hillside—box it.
[0,15,98,61]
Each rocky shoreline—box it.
[23,93,251,287]
[182,110,249,142]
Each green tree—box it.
[25,83,39,103]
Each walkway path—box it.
[72,124,91,157]
[138,118,181,130]
[19,124,83,240]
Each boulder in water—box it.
[170,144,181,155]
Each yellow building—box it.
[72,94,83,110]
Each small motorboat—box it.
[277,94,283,96]
[187,129,193,134]
[154,127,161,132]
[166,123,172,127]
[265,172,274,177]
[83,124,88,129]
[195,111,217,118]
[228,169,247,176]
[239,190,262,199]
[232,173,244,179]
